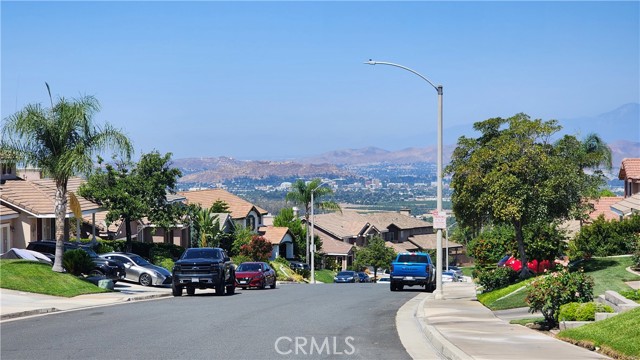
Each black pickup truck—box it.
[171,247,235,296]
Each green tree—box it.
[445,114,611,276]
[273,207,306,259]
[240,235,273,262]
[191,204,221,247]
[353,236,395,281]
[231,226,254,257]
[285,179,341,262]
[79,151,182,252]
[1,84,132,272]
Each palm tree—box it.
[1,83,132,272]
[285,179,341,263]
[193,204,221,247]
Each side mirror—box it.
[224,257,231,262]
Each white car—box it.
[376,276,391,284]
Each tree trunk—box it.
[125,216,132,253]
[52,184,68,272]
[514,219,531,278]
[304,213,310,265]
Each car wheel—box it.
[226,283,235,295]
[215,279,226,296]
[260,279,266,290]
[390,282,396,291]
[139,273,153,287]
[270,279,276,289]
[186,287,195,296]
[89,269,104,277]
[172,284,182,297]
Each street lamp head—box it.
[365,59,377,65]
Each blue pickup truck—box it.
[389,252,436,292]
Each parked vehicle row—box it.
[235,261,276,290]
[101,252,172,286]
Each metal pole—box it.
[365,60,444,299]
[434,85,444,299]
[310,190,315,284]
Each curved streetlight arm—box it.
[365,60,441,94]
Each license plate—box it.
[191,277,199,282]
[405,276,414,280]
[239,280,247,284]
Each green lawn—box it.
[557,307,640,359]
[314,269,337,283]
[0,260,109,297]
[477,257,640,310]
[461,266,474,277]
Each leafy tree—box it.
[353,236,395,281]
[446,114,611,276]
[273,207,306,259]
[1,84,132,272]
[191,204,221,248]
[285,179,341,262]
[240,235,273,262]
[79,151,182,252]
[231,226,254,257]
[209,200,230,213]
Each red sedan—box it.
[235,262,277,289]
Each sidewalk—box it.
[415,282,610,360]
[0,282,172,321]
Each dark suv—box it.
[171,247,235,297]
[26,240,125,282]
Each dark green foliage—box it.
[526,267,594,327]
[559,302,613,321]
[62,249,94,276]
[523,222,567,261]
[571,214,640,259]
[476,266,519,292]
[468,225,514,271]
[619,289,640,301]
[353,236,396,279]
[273,207,306,259]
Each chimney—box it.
[399,208,411,216]
[262,214,274,226]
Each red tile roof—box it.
[178,189,268,220]
[258,226,290,245]
[619,158,640,180]
[588,197,624,221]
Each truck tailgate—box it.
[392,263,428,277]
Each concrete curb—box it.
[1,307,59,320]
[415,295,473,360]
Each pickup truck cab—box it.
[390,252,436,292]
[171,247,235,296]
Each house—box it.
[306,211,380,247]
[611,158,640,218]
[257,225,294,260]
[318,237,355,271]
[0,173,102,252]
[178,189,268,232]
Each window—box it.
[246,215,256,231]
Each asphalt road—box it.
[1,283,418,360]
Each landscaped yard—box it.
[0,260,109,297]
[557,307,640,359]
[314,269,337,283]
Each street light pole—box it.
[310,180,333,284]
[365,60,445,299]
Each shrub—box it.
[63,249,94,276]
[156,257,175,272]
[570,213,640,259]
[476,266,519,292]
[525,267,594,327]
[239,236,273,262]
[467,225,515,269]
[619,289,640,301]
[559,302,613,321]
[232,254,251,266]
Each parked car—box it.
[442,271,459,282]
[289,261,310,273]
[376,276,391,284]
[357,272,371,283]
[100,252,171,286]
[235,262,277,289]
[26,240,125,282]
[390,252,436,292]
[171,247,235,297]
[334,271,360,283]
[444,265,463,279]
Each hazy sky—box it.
[2,1,639,160]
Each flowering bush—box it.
[525,267,594,327]
[239,236,273,262]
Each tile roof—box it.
[588,197,624,221]
[611,193,640,217]
[0,204,19,218]
[386,241,416,253]
[619,158,640,180]
[258,226,291,245]
[365,211,433,230]
[407,234,463,250]
[317,235,355,256]
[311,211,374,240]
[178,189,268,219]
[82,211,123,232]
[0,178,101,218]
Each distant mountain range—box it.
[174,104,639,183]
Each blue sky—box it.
[2,1,639,160]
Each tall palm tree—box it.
[285,179,341,263]
[1,84,132,272]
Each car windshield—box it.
[81,247,98,258]
[237,263,261,272]
[131,255,151,266]
[397,254,429,263]
[337,271,354,276]
[182,248,222,260]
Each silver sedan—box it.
[100,252,172,286]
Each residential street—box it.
[1,283,417,360]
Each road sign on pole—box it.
[433,211,447,229]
